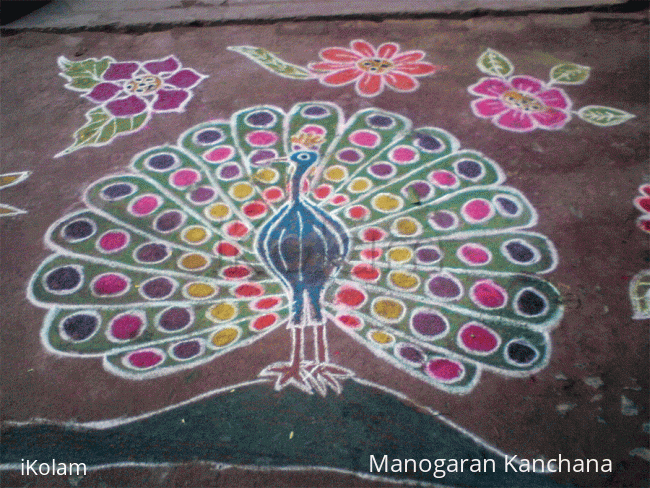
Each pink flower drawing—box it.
[84,55,206,117]
[468,76,572,132]
[308,39,442,97]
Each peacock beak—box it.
[252,157,289,167]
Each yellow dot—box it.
[325,166,347,182]
[254,168,278,183]
[211,327,239,347]
[186,282,216,298]
[395,217,419,236]
[389,271,420,291]
[183,226,209,244]
[206,203,231,221]
[209,302,237,321]
[370,330,394,345]
[372,194,403,213]
[387,247,413,263]
[180,254,209,270]
[230,182,254,201]
[348,177,372,193]
[373,298,404,321]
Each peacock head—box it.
[289,150,319,170]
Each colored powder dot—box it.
[336,286,366,308]
[252,314,277,331]
[395,218,419,236]
[220,164,242,180]
[110,314,143,340]
[388,247,413,262]
[247,130,278,147]
[141,277,174,299]
[430,211,456,229]
[243,201,267,218]
[373,298,404,320]
[254,168,278,183]
[360,248,382,260]
[196,129,222,144]
[246,111,275,127]
[62,314,98,341]
[505,241,535,263]
[231,182,254,200]
[426,358,463,382]
[136,243,168,263]
[369,163,394,178]
[325,166,346,181]
[415,133,443,151]
[398,344,425,364]
[405,181,432,200]
[348,178,372,193]
[456,160,483,179]
[517,290,546,316]
[211,328,239,347]
[223,266,251,279]
[348,206,369,220]
[314,185,332,200]
[507,340,538,365]
[186,282,215,298]
[208,203,231,221]
[215,241,241,257]
[350,130,379,148]
[302,124,326,135]
[171,169,199,187]
[46,266,81,292]
[210,303,237,321]
[389,271,419,290]
[472,281,506,308]
[370,331,394,344]
[181,254,209,269]
[303,105,329,117]
[235,283,264,297]
[250,149,277,165]
[155,211,184,232]
[367,115,394,127]
[496,197,520,215]
[226,221,249,238]
[330,195,348,205]
[64,220,95,240]
[172,340,202,359]
[128,350,163,369]
[431,171,457,187]
[463,199,492,222]
[159,307,192,331]
[147,154,176,171]
[102,183,134,200]
[183,227,208,243]
[337,149,362,163]
[352,264,380,281]
[205,146,234,163]
[189,187,215,203]
[460,324,499,353]
[131,195,160,216]
[263,187,284,202]
[428,275,462,299]
[416,247,441,263]
[99,231,128,252]
[391,146,417,164]
[412,311,447,337]
[337,315,362,329]
[460,244,490,265]
[362,227,385,242]
[254,297,281,309]
[373,194,402,212]
[94,274,128,296]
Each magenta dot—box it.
[428,275,462,300]
[391,147,417,164]
[131,195,160,216]
[463,199,492,222]
[171,169,200,187]
[98,231,128,252]
[431,171,457,187]
[93,274,128,296]
[204,146,234,163]
[426,358,463,382]
[472,281,507,308]
[110,314,143,340]
[127,350,163,369]
[459,244,490,264]
[337,149,362,163]
[349,130,379,148]
[459,324,499,353]
[246,131,278,147]
[412,311,447,337]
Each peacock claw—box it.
[259,361,353,396]
[305,362,354,396]
[259,361,316,395]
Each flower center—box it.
[125,75,163,95]
[501,90,546,112]
[357,58,394,74]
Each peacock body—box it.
[29,102,563,396]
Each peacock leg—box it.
[306,318,353,396]
[260,326,316,395]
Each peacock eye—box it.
[296,153,311,161]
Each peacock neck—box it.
[290,163,312,204]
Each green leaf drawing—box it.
[228,46,314,80]
[58,56,113,92]
[56,108,149,157]
[630,270,650,320]
[549,63,591,85]
[577,105,635,127]
[476,49,514,78]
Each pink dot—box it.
[351,264,380,282]
[471,280,507,308]
[131,195,160,216]
[463,199,493,222]
[459,244,490,265]
[330,194,348,205]
[243,201,267,218]
[128,350,163,369]
[362,227,386,242]
[335,286,366,308]
[430,171,457,187]
[263,187,284,202]
[111,314,143,340]
[171,169,200,187]
[313,185,332,200]
[337,314,363,329]
[459,324,499,353]
[425,358,463,382]
[391,147,418,164]
[348,206,369,220]
[99,231,128,252]
[252,314,278,331]
[226,221,249,238]
[204,146,234,163]
[93,273,128,296]
[247,131,279,147]
[302,125,326,135]
[349,130,380,148]
[360,248,382,260]
[223,265,252,279]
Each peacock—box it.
[28,102,563,396]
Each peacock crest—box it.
[28,102,563,396]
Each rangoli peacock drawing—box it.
[28,102,563,396]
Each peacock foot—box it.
[304,362,354,396]
[259,361,316,395]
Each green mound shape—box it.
[1,380,564,486]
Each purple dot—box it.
[415,133,443,152]
[102,183,135,200]
[505,241,535,263]
[64,220,95,240]
[405,181,432,200]
[136,243,169,263]
[46,266,82,292]
[303,105,328,117]
[141,277,174,299]
[219,164,241,179]
[430,211,456,229]
[250,150,276,165]
[189,187,216,203]
[416,247,442,263]
[412,311,447,337]
[428,275,462,299]
[159,307,192,331]
[496,197,519,215]
[507,340,538,365]
[155,211,184,232]
[147,154,176,171]
[196,129,223,145]
[172,340,202,359]
[456,160,483,179]
[110,314,143,340]
[246,111,274,126]
[367,115,394,128]
[398,344,425,363]
[337,149,362,163]
[369,163,394,178]
[62,314,98,341]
